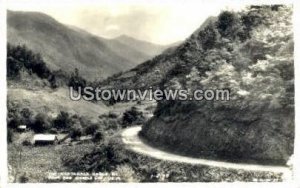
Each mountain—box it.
[113,35,174,57]
[104,5,294,165]
[7,10,170,80]
[99,16,214,90]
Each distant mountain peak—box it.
[115,34,164,47]
[7,10,175,80]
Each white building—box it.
[17,125,27,132]
[33,134,58,145]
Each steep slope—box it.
[8,87,109,120]
[136,5,293,165]
[7,42,109,121]
[113,35,171,57]
[103,37,153,65]
[7,11,169,80]
[99,16,216,90]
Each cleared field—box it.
[8,87,110,119]
[8,143,95,183]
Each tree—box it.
[31,113,49,133]
[122,107,144,127]
[68,68,87,91]
[7,57,22,78]
[217,11,241,39]
[84,124,98,135]
[198,21,219,50]
[70,126,82,140]
[7,43,58,87]
[93,131,103,142]
[53,111,72,130]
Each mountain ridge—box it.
[7,10,171,80]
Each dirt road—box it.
[121,126,292,180]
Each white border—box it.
[0,0,299,188]
[0,0,8,188]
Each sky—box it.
[7,0,246,45]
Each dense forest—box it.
[7,43,90,90]
[140,5,294,165]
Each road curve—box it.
[121,126,292,179]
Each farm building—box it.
[17,125,27,132]
[79,135,93,142]
[33,134,58,146]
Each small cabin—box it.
[17,125,28,132]
[79,135,93,142]
[33,134,58,146]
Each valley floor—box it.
[8,143,95,183]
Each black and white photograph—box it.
[0,0,298,186]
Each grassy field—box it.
[8,143,95,183]
[8,87,110,119]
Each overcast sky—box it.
[7,0,246,45]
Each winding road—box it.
[121,126,292,180]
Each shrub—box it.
[217,11,238,33]
[68,68,87,91]
[116,164,139,182]
[31,113,50,133]
[198,21,219,50]
[217,11,241,39]
[62,142,124,172]
[122,107,144,127]
[108,111,119,119]
[84,124,99,135]
[103,119,120,131]
[22,140,32,146]
[7,118,21,130]
[7,57,22,78]
[70,127,82,140]
[19,174,29,183]
[92,131,103,142]
[53,111,72,130]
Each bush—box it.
[116,164,139,182]
[217,11,240,38]
[7,118,20,130]
[22,140,32,146]
[108,111,119,119]
[70,128,82,140]
[7,57,22,78]
[84,124,99,135]
[93,131,103,142]
[217,11,236,31]
[31,113,50,133]
[68,68,87,91]
[102,119,121,131]
[62,142,124,172]
[122,107,144,127]
[19,174,29,183]
[53,111,72,130]
[198,21,219,50]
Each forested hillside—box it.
[7,11,170,80]
[139,5,294,165]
